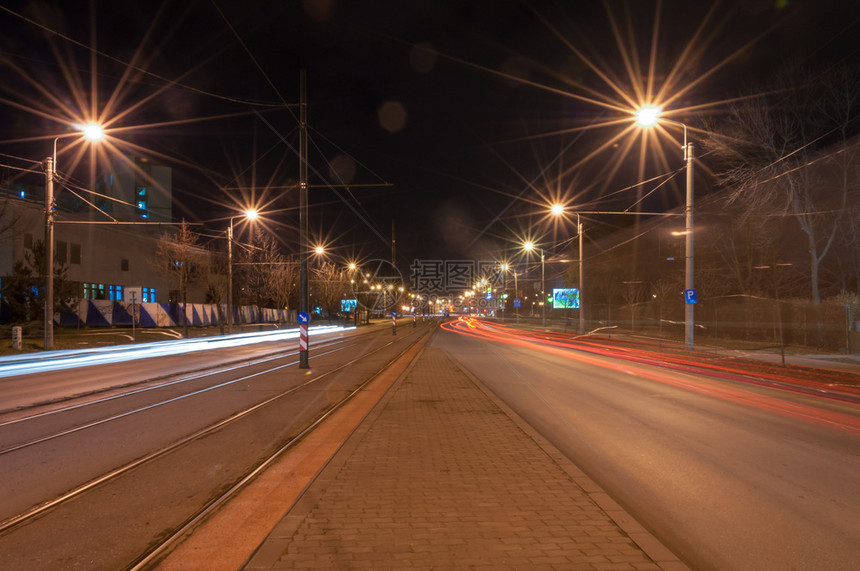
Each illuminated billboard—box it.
[552,288,579,309]
[341,299,358,312]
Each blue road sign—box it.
[391,310,397,316]
[684,289,698,304]
[513,298,521,308]
[297,311,310,324]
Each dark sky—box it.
[2,0,859,265]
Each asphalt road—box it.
[0,322,432,569]
[436,326,860,571]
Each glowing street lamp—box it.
[80,123,105,142]
[44,124,105,350]
[227,209,259,334]
[635,105,661,127]
[636,106,695,349]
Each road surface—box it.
[440,318,860,571]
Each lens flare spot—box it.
[378,101,407,133]
[328,154,357,184]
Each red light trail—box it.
[441,317,860,435]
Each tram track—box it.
[0,327,375,418]
[0,322,436,570]
[0,336,363,454]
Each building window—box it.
[121,258,129,271]
[84,283,106,300]
[24,233,33,250]
[109,284,123,301]
[142,287,156,303]
[136,186,148,218]
[57,241,68,264]
[70,243,81,265]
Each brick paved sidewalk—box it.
[244,340,685,570]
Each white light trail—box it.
[0,326,351,378]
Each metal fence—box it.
[582,295,860,352]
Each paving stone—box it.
[246,343,682,570]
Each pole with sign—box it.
[298,311,310,366]
[391,310,397,335]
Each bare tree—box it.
[708,65,860,305]
[237,233,296,322]
[311,260,351,321]
[269,255,299,319]
[153,221,207,337]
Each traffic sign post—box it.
[684,289,698,305]
[391,310,397,335]
[297,311,310,368]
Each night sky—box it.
[2,0,859,266]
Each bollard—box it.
[12,326,22,350]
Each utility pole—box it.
[299,71,310,368]
[44,155,55,350]
[578,214,584,335]
[684,140,695,349]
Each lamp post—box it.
[500,263,518,323]
[227,209,258,334]
[551,205,585,335]
[523,241,545,328]
[44,124,104,350]
[636,107,695,349]
[576,214,584,335]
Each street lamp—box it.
[44,124,105,350]
[500,262,519,323]
[523,241,546,328]
[551,204,585,335]
[227,208,258,334]
[636,106,695,349]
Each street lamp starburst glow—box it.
[635,106,662,127]
[80,123,105,141]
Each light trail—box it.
[442,317,860,435]
[0,326,350,379]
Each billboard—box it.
[552,288,579,309]
[341,299,358,312]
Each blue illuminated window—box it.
[109,284,123,301]
[136,186,148,217]
[142,287,156,303]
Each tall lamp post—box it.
[44,124,104,350]
[500,263,518,323]
[227,209,258,334]
[523,241,545,328]
[551,204,585,335]
[636,106,695,349]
